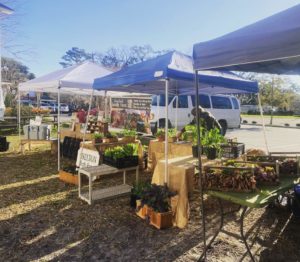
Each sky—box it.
[3,0,300,77]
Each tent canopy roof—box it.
[93,51,258,95]
[193,4,300,74]
[19,61,113,95]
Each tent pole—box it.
[157,95,159,128]
[78,90,94,168]
[164,80,169,185]
[195,70,207,262]
[57,86,61,171]
[258,93,269,154]
[104,90,107,120]
[18,88,21,149]
[270,77,274,125]
[175,95,178,130]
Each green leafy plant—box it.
[202,128,226,149]
[182,124,205,145]
[141,184,177,213]
[167,128,177,138]
[121,129,137,137]
[93,132,104,139]
[104,143,138,160]
[132,181,151,199]
[105,132,117,139]
[156,128,165,138]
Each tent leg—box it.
[195,70,207,262]
[18,89,21,150]
[258,93,269,154]
[104,91,107,120]
[175,95,178,130]
[164,80,169,185]
[157,95,160,129]
[78,90,94,169]
[57,87,61,171]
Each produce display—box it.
[279,159,299,176]
[254,165,280,186]
[203,162,256,192]
[103,143,139,168]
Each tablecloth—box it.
[148,140,193,171]
[152,155,195,228]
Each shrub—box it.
[242,120,248,124]
[284,123,290,127]
[252,121,257,124]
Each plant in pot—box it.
[121,129,136,143]
[141,184,177,229]
[202,128,226,160]
[131,181,151,209]
[103,143,139,168]
[182,125,205,158]
[93,132,104,145]
[156,128,165,142]
[167,128,177,143]
[103,132,118,143]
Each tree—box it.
[60,45,172,69]
[1,57,35,107]
[237,72,300,111]
[59,47,93,68]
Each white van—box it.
[150,94,241,134]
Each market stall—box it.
[193,4,300,261]
[18,61,113,170]
[92,51,258,184]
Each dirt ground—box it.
[1,141,300,261]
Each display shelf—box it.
[80,184,132,203]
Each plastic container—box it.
[221,142,245,158]
[23,125,50,140]
[103,155,139,169]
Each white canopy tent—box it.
[18,61,145,170]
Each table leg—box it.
[240,206,255,262]
[88,175,92,205]
[123,170,126,184]
[136,166,139,183]
[78,171,82,198]
[198,198,224,262]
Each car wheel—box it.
[219,120,227,136]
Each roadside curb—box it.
[241,123,300,129]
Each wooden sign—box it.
[76,148,100,168]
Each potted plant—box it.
[202,128,226,160]
[182,125,204,158]
[120,129,136,143]
[167,128,177,143]
[103,143,139,168]
[103,132,118,143]
[156,128,165,142]
[141,184,176,229]
[92,132,104,145]
[131,182,150,208]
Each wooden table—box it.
[78,164,139,205]
[20,138,57,154]
[199,177,300,261]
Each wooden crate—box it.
[59,170,78,185]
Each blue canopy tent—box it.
[193,4,300,74]
[193,4,300,261]
[93,51,258,95]
[92,51,258,184]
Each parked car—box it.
[150,94,241,135]
[60,103,70,113]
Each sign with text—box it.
[76,148,100,168]
[111,97,151,110]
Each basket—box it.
[103,155,139,169]
[221,142,245,158]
